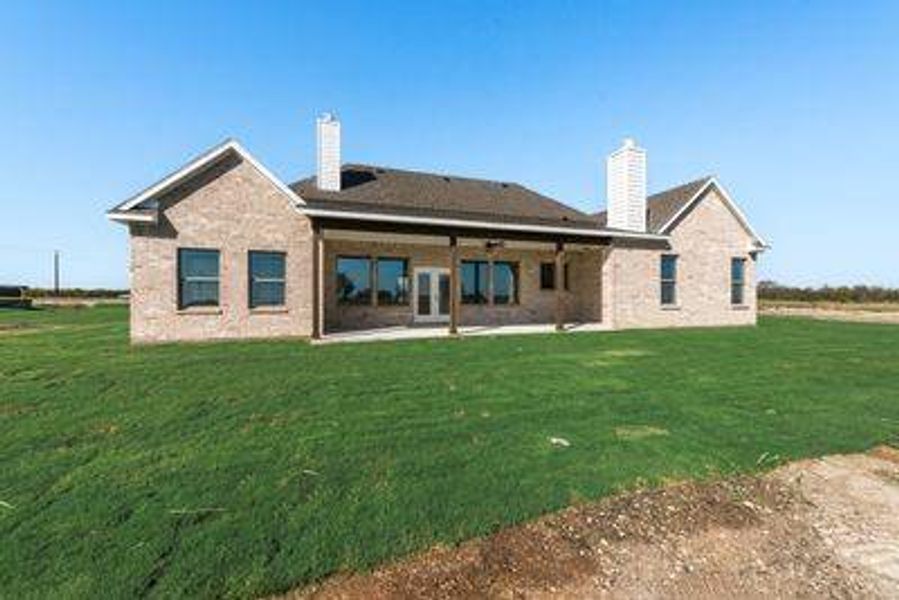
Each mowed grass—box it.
[2,306,898,598]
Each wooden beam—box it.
[555,240,565,331]
[449,235,460,335]
[311,221,322,340]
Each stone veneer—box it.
[602,187,758,330]
[128,153,314,343]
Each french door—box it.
[413,267,450,323]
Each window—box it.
[178,248,220,309]
[249,251,286,307]
[540,263,554,290]
[540,262,570,291]
[377,258,409,305]
[461,260,489,304]
[660,254,677,306]
[336,257,371,305]
[731,257,746,305]
[493,261,519,305]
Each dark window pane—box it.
[250,251,285,279]
[493,261,518,305]
[178,249,219,308]
[661,281,677,305]
[661,255,677,281]
[731,258,745,305]
[377,258,409,305]
[461,261,488,304]
[337,257,371,304]
[417,271,431,315]
[181,280,219,307]
[660,255,677,305]
[249,251,285,307]
[251,281,285,306]
[438,273,450,315]
[180,248,219,278]
[731,258,745,283]
[540,263,555,290]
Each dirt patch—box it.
[281,449,899,599]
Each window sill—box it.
[731,304,751,311]
[177,307,222,316]
[660,304,681,311]
[250,306,289,314]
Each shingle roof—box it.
[290,164,601,230]
[592,176,712,233]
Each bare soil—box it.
[282,447,899,599]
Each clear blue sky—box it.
[2,1,897,288]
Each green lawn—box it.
[2,306,898,598]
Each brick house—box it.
[107,115,767,343]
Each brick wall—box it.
[602,186,758,329]
[125,159,757,341]
[128,153,314,343]
[322,238,603,332]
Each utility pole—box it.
[53,250,60,296]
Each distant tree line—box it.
[759,281,899,303]
[26,288,129,299]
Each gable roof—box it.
[106,139,304,223]
[592,176,711,231]
[290,164,601,231]
[106,139,761,246]
[593,176,767,248]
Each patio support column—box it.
[449,235,460,335]
[311,221,323,340]
[555,240,565,331]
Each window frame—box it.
[248,250,286,309]
[539,262,570,291]
[731,257,747,306]
[375,257,410,306]
[461,260,490,305]
[660,254,678,306]
[177,247,221,310]
[336,255,373,306]
[492,260,520,305]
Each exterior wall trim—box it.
[107,139,306,220]
[303,208,671,242]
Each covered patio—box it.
[307,214,621,340]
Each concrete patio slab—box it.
[314,322,610,345]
